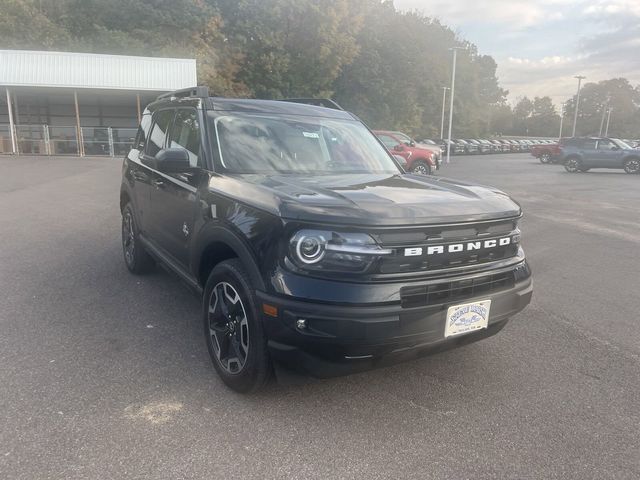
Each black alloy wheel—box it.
[208,281,250,375]
[203,259,271,392]
[121,203,155,274]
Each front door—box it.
[148,108,204,268]
[593,139,625,168]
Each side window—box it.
[582,139,597,150]
[378,135,400,148]
[169,109,203,168]
[146,109,175,157]
[135,114,152,151]
[597,139,615,150]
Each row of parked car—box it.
[373,129,558,175]
[430,138,558,155]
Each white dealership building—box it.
[0,49,197,156]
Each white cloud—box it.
[394,0,640,103]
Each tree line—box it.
[2,0,639,138]
[494,78,640,139]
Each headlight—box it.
[288,229,392,273]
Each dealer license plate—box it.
[444,300,491,338]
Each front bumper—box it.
[258,262,532,378]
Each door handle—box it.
[152,178,165,189]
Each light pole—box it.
[604,107,613,136]
[440,87,450,139]
[571,75,586,137]
[598,96,611,136]
[446,47,464,164]
[558,102,565,141]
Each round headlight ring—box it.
[296,235,326,264]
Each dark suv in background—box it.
[120,87,532,392]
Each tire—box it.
[410,160,431,175]
[121,203,155,274]
[623,158,640,174]
[203,259,271,393]
[564,157,582,173]
[539,153,551,164]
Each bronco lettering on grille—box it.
[404,236,513,257]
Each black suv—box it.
[120,87,532,392]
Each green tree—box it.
[564,78,640,137]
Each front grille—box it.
[400,271,515,308]
[372,218,520,276]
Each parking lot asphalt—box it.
[0,154,639,480]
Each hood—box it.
[209,173,521,226]
[415,143,441,154]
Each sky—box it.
[394,0,640,105]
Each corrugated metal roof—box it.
[0,50,197,91]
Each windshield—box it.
[394,132,413,144]
[612,138,632,149]
[209,113,400,175]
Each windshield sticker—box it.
[302,132,320,139]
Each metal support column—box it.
[136,94,142,124]
[74,91,84,157]
[6,88,17,154]
[43,125,51,155]
[108,127,114,157]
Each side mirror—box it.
[409,141,416,147]
[394,144,404,152]
[611,146,620,151]
[155,148,191,173]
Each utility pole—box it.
[440,87,450,139]
[446,47,464,164]
[598,96,611,136]
[571,75,586,137]
[604,107,613,136]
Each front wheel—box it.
[411,160,431,175]
[623,158,640,174]
[564,157,582,173]
[203,259,271,393]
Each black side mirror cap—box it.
[155,148,191,173]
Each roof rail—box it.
[157,86,210,101]
[281,98,344,110]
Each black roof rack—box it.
[157,86,210,101]
[280,98,344,111]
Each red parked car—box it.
[531,141,563,163]
[374,130,438,175]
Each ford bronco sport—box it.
[120,87,532,392]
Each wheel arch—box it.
[194,226,266,292]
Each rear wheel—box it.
[539,153,551,164]
[203,259,271,393]
[564,157,582,173]
[623,158,640,174]
[121,203,155,274]
[410,160,431,175]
